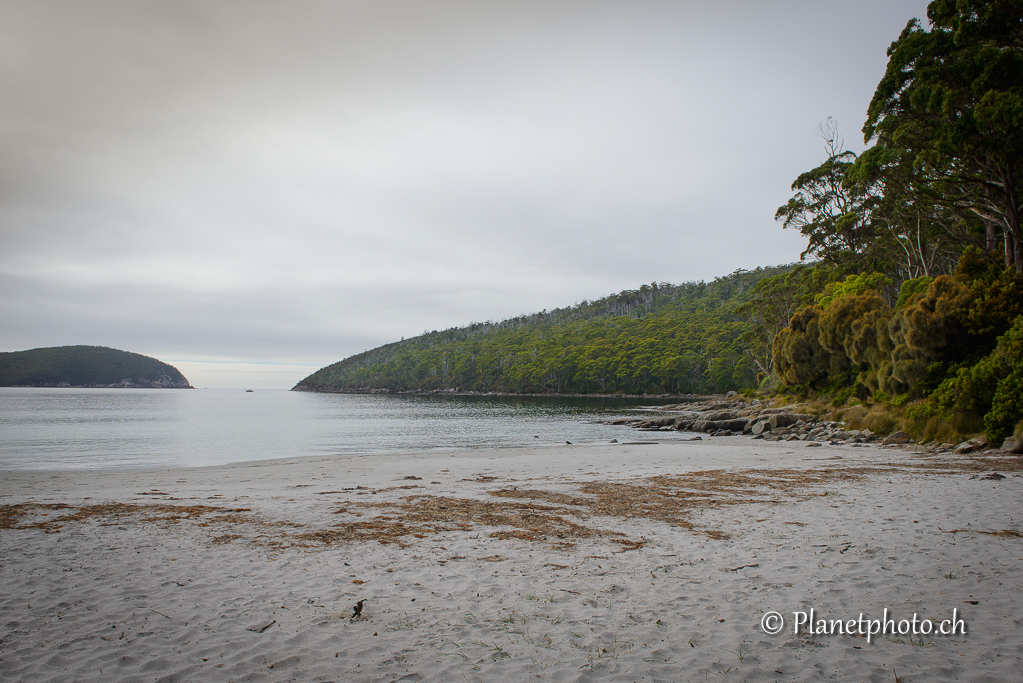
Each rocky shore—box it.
[607,397,1023,455]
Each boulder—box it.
[767,413,815,430]
[882,431,912,445]
[999,438,1023,454]
[751,420,771,435]
[703,410,738,421]
[757,407,787,416]
[953,438,988,454]
[718,418,750,432]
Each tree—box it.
[861,0,1023,272]
[776,120,887,270]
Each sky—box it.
[0,0,932,389]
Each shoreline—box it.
[2,440,1021,682]
[290,385,716,401]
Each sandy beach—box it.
[1,438,1021,682]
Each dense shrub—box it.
[981,318,1023,443]
[773,306,849,386]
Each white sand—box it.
[1,439,1021,682]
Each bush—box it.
[773,306,841,386]
[981,317,1023,442]
[895,276,932,309]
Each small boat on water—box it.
[245,389,254,392]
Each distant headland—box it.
[0,345,192,388]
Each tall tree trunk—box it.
[1002,162,1022,273]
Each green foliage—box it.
[953,251,1023,339]
[895,276,933,308]
[733,263,843,381]
[862,1,1023,273]
[771,248,1023,442]
[773,306,849,387]
[0,346,190,388]
[297,267,794,395]
[981,317,1023,443]
[881,275,973,395]
[815,272,893,308]
[779,263,1023,442]
[817,293,889,367]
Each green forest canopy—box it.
[296,266,796,396]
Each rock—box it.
[806,442,822,447]
[1000,438,1023,454]
[703,410,738,421]
[980,472,1006,480]
[756,407,788,416]
[882,431,912,445]
[751,420,771,435]
[767,413,815,430]
[718,418,750,432]
[724,390,737,398]
[953,438,988,454]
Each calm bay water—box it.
[0,388,686,470]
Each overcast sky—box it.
[1,0,931,388]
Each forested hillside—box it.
[0,346,192,388]
[760,0,1023,444]
[295,266,795,395]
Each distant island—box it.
[0,346,192,388]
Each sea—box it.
[0,387,692,470]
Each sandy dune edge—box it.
[2,440,1021,682]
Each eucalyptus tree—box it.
[861,0,1023,271]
